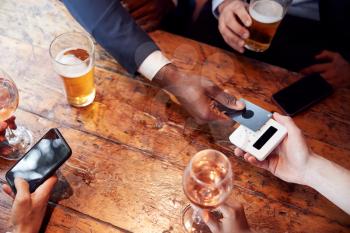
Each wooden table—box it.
[0,1,349,232]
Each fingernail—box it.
[245,20,252,27]
[239,40,245,47]
[237,100,245,108]
[243,32,249,39]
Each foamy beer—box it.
[245,0,291,52]
[50,32,95,107]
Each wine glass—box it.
[182,149,233,233]
[0,69,33,160]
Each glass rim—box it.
[49,32,95,67]
[187,149,233,187]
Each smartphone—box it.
[5,128,72,193]
[272,74,333,116]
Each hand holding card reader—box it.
[230,118,287,161]
[220,99,287,161]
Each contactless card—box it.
[217,98,272,131]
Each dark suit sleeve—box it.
[62,0,159,74]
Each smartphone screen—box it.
[6,128,71,193]
[272,74,333,116]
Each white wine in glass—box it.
[182,149,233,233]
[0,69,33,160]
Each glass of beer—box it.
[50,32,95,107]
[245,0,292,52]
[182,149,233,232]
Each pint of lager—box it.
[50,32,95,107]
[245,0,291,52]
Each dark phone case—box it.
[5,128,72,194]
[271,75,333,116]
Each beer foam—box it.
[249,0,283,24]
[54,48,91,78]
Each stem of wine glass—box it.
[3,125,33,160]
[191,204,203,225]
[7,128,16,138]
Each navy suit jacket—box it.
[63,0,159,74]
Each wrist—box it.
[152,63,182,91]
[302,153,324,187]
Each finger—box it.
[232,0,252,27]
[315,50,337,61]
[300,63,332,75]
[272,112,299,132]
[220,23,245,53]
[208,100,231,122]
[2,184,15,199]
[219,202,251,232]
[207,86,245,111]
[224,9,249,39]
[190,101,228,124]
[218,202,236,218]
[234,147,244,157]
[34,176,58,201]
[247,155,269,170]
[200,209,220,233]
[0,121,8,132]
[14,177,30,204]
[243,153,250,161]
[320,70,335,80]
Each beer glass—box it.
[182,149,233,233]
[245,0,292,52]
[50,32,96,107]
[0,69,33,160]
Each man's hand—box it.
[301,50,350,88]
[153,64,245,124]
[234,112,314,185]
[202,202,251,233]
[2,176,58,233]
[218,0,252,53]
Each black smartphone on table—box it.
[5,128,72,193]
[272,74,333,116]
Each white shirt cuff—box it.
[212,0,225,18]
[137,51,171,81]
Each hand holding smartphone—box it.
[5,128,71,193]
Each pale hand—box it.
[218,0,252,53]
[234,112,314,185]
[2,177,57,233]
[202,202,251,233]
[301,50,350,88]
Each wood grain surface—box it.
[0,0,349,232]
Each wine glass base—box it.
[182,205,212,233]
[2,126,33,160]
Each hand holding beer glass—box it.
[182,149,233,233]
[245,0,291,52]
[218,0,291,53]
[50,32,96,107]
